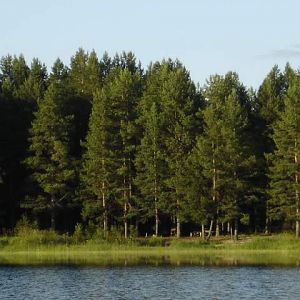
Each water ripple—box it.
[0,266,299,299]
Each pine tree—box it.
[69,48,89,99]
[48,58,69,85]
[81,89,115,233]
[135,102,166,236]
[0,54,29,98]
[12,54,29,89]
[100,51,112,80]
[268,73,300,237]
[193,73,253,239]
[108,68,142,238]
[25,83,74,229]
[256,66,290,233]
[180,148,211,239]
[220,90,254,239]
[17,58,47,104]
[136,60,199,237]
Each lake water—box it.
[1,265,300,299]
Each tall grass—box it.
[1,225,300,253]
[238,233,300,250]
[2,230,300,266]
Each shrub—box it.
[73,223,85,244]
[15,215,38,237]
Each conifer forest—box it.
[0,49,299,239]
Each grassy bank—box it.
[1,230,300,266]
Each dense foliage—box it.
[0,49,299,238]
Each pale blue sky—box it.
[1,0,300,89]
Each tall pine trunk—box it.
[206,219,213,241]
[201,223,205,240]
[265,201,269,234]
[295,144,299,237]
[215,216,220,237]
[176,214,181,238]
[212,148,218,238]
[102,158,108,233]
[50,195,55,230]
[227,222,230,235]
[154,168,159,236]
[123,158,128,239]
[124,201,128,239]
[155,206,159,236]
[234,218,238,241]
[102,183,107,233]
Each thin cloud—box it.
[257,48,300,60]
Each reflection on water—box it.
[1,252,300,267]
[1,265,300,299]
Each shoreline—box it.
[1,234,300,266]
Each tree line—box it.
[0,49,299,239]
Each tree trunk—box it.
[206,219,213,241]
[221,222,224,235]
[201,223,205,240]
[124,221,128,239]
[234,218,238,241]
[128,158,133,238]
[50,195,55,230]
[154,174,159,236]
[124,202,128,239]
[265,201,269,234]
[295,146,299,237]
[296,214,299,238]
[102,184,108,234]
[227,222,230,235]
[296,194,299,237]
[123,154,128,239]
[102,159,108,234]
[176,215,181,238]
[212,150,218,239]
[215,218,219,237]
[155,207,159,236]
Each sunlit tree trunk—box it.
[234,218,238,241]
[295,143,299,237]
[50,195,55,230]
[176,212,181,238]
[201,223,205,240]
[206,219,213,240]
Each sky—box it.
[1,0,300,89]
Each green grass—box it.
[1,230,300,266]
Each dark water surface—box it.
[1,265,300,299]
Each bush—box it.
[72,223,85,244]
[0,237,9,248]
[146,236,165,247]
[15,215,38,237]
[169,238,214,249]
